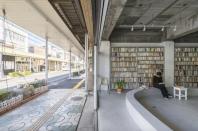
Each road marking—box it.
[26,79,85,131]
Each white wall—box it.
[98,41,110,82]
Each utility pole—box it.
[69,47,72,79]
[45,35,48,86]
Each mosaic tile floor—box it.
[0,89,86,131]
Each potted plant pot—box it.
[115,80,126,94]
[116,88,122,93]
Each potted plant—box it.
[115,80,126,93]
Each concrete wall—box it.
[98,41,110,84]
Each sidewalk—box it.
[0,71,69,89]
[0,80,86,131]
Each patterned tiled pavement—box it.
[0,89,86,131]
[39,90,86,131]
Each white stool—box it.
[173,86,188,100]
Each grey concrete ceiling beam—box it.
[166,11,198,39]
[134,0,178,25]
[102,0,127,40]
[164,0,198,25]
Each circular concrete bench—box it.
[126,87,173,131]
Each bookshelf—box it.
[175,47,198,88]
[111,47,164,89]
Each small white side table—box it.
[173,86,188,100]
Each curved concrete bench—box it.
[126,87,173,131]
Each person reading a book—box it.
[153,71,171,99]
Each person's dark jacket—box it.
[153,75,163,87]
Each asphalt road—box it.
[0,71,85,90]
[48,78,83,89]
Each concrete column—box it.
[163,41,175,88]
[94,45,98,110]
[85,33,88,92]
[98,41,110,88]
[45,36,48,85]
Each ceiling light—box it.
[173,25,177,32]
[143,25,146,31]
[131,25,134,31]
[161,26,165,31]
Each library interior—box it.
[0,0,198,131]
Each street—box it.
[0,71,71,89]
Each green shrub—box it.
[0,89,11,102]
[8,71,32,77]
[8,72,20,77]
[30,79,46,89]
[73,72,79,76]
[22,71,32,76]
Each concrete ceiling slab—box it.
[101,0,127,40]
[106,0,198,42]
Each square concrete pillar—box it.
[162,41,175,88]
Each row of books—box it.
[175,65,198,70]
[137,64,163,69]
[138,60,164,65]
[138,48,163,52]
[175,77,198,82]
[111,57,137,61]
[175,83,198,88]
[175,57,198,62]
[112,62,137,67]
[112,48,136,52]
[175,62,198,65]
[175,70,198,76]
[112,72,138,77]
[137,73,154,77]
[175,52,198,57]
[138,78,152,83]
[111,78,138,83]
[111,68,137,72]
[112,52,137,57]
[175,48,198,52]
[112,47,164,53]
[137,57,163,61]
[138,52,163,57]
[112,57,164,61]
[138,69,162,74]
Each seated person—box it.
[153,72,171,99]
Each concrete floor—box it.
[136,88,198,131]
[98,91,141,131]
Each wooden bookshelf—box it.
[111,47,164,89]
[175,47,198,88]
